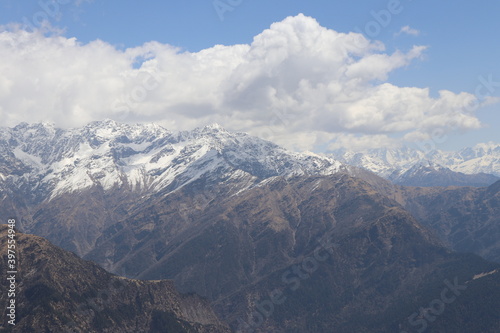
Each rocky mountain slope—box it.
[0,225,230,332]
[337,172,500,265]
[84,173,500,332]
[398,180,500,263]
[330,145,499,186]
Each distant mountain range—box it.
[1,120,500,332]
[329,144,500,186]
[1,121,497,209]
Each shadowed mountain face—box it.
[83,174,500,332]
[336,173,500,265]
[0,225,230,333]
[399,180,500,264]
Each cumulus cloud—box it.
[0,14,490,151]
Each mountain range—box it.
[0,120,345,204]
[2,121,498,207]
[330,145,499,187]
[1,120,500,332]
[0,120,349,256]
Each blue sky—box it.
[0,0,498,152]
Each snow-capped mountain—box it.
[2,120,497,201]
[328,147,427,179]
[0,120,345,203]
[331,145,500,177]
[437,142,500,176]
[329,145,499,186]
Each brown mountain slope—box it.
[348,170,500,264]
[84,174,500,332]
[0,225,230,333]
[396,180,500,263]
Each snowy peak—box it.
[202,123,225,131]
[81,119,171,146]
[0,121,345,202]
[332,147,427,178]
[462,142,500,157]
[2,120,172,169]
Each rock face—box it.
[0,225,230,333]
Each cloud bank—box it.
[0,14,487,151]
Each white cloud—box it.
[327,134,401,151]
[0,14,491,151]
[395,25,420,37]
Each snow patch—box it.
[472,269,498,280]
[13,147,43,169]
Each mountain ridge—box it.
[0,224,231,332]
